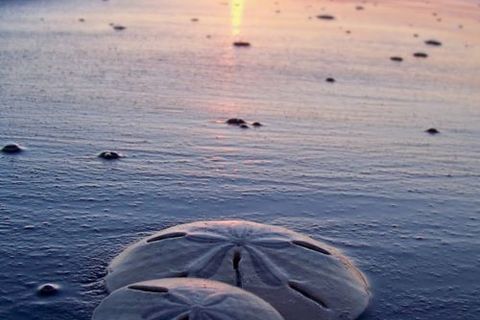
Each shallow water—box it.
[1,0,479,319]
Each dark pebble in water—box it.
[252,122,263,127]
[317,15,335,20]
[226,118,246,125]
[233,41,251,47]
[37,283,60,297]
[112,25,126,31]
[191,18,199,22]
[78,18,85,22]
[425,39,442,46]
[326,77,336,83]
[390,56,403,62]
[99,151,121,160]
[413,52,428,58]
[1,144,23,154]
[240,124,249,129]
[425,128,440,135]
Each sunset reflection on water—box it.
[230,0,245,36]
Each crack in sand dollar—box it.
[93,278,284,320]
[107,221,370,320]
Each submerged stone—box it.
[94,278,284,320]
[99,151,121,160]
[37,283,60,297]
[390,56,403,62]
[1,144,23,154]
[326,77,336,83]
[106,220,370,320]
[252,122,263,127]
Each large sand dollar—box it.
[107,220,370,320]
[93,278,284,320]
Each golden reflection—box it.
[230,0,245,37]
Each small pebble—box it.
[99,151,121,160]
[1,144,23,154]
[326,77,336,83]
[240,124,249,129]
[252,122,263,127]
[390,56,403,62]
[37,283,60,297]
[78,18,85,22]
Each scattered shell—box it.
[425,128,440,135]
[233,41,251,47]
[106,220,370,320]
[413,52,428,58]
[425,39,442,46]
[226,118,247,125]
[37,283,60,297]
[99,151,121,160]
[317,15,335,20]
[390,56,403,62]
[112,25,126,31]
[93,278,284,320]
[1,144,23,154]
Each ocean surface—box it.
[1,0,479,319]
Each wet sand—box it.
[0,0,479,319]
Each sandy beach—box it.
[1,0,479,319]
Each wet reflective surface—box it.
[1,0,479,319]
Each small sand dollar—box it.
[93,278,284,320]
[107,221,370,320]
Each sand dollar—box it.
[106,220,370,320]
[93,278,284,320]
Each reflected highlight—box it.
[230,0,245,36]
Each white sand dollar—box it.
[93,278,284,320]
[107,220,370,320]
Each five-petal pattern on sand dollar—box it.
[161,224,295,287]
